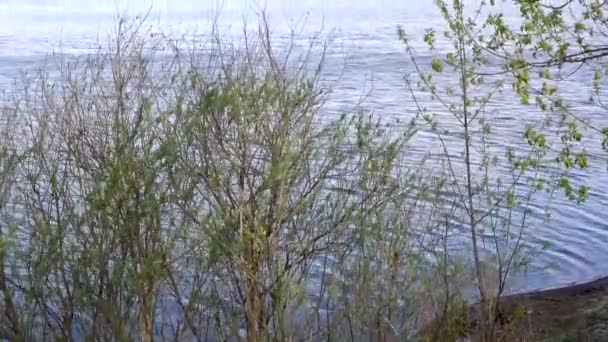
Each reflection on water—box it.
[1,0,608,294]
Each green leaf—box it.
[602,127,608,149]
[447,52,456,64]
[506,191,516,207]
[576,153,588,169]
[424,29,436,48]
[431,58,443,73]
[578,186,589,202]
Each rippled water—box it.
[1,0,607,295]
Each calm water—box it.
[1,0,607,295]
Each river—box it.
[1,0,607,296]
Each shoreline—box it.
[503,275,608,300]
[472,275,608,341]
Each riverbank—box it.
[469,276,608,341]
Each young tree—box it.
[398,0,598,338]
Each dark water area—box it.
[1,0,608,296]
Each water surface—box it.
[1,0,607,295]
